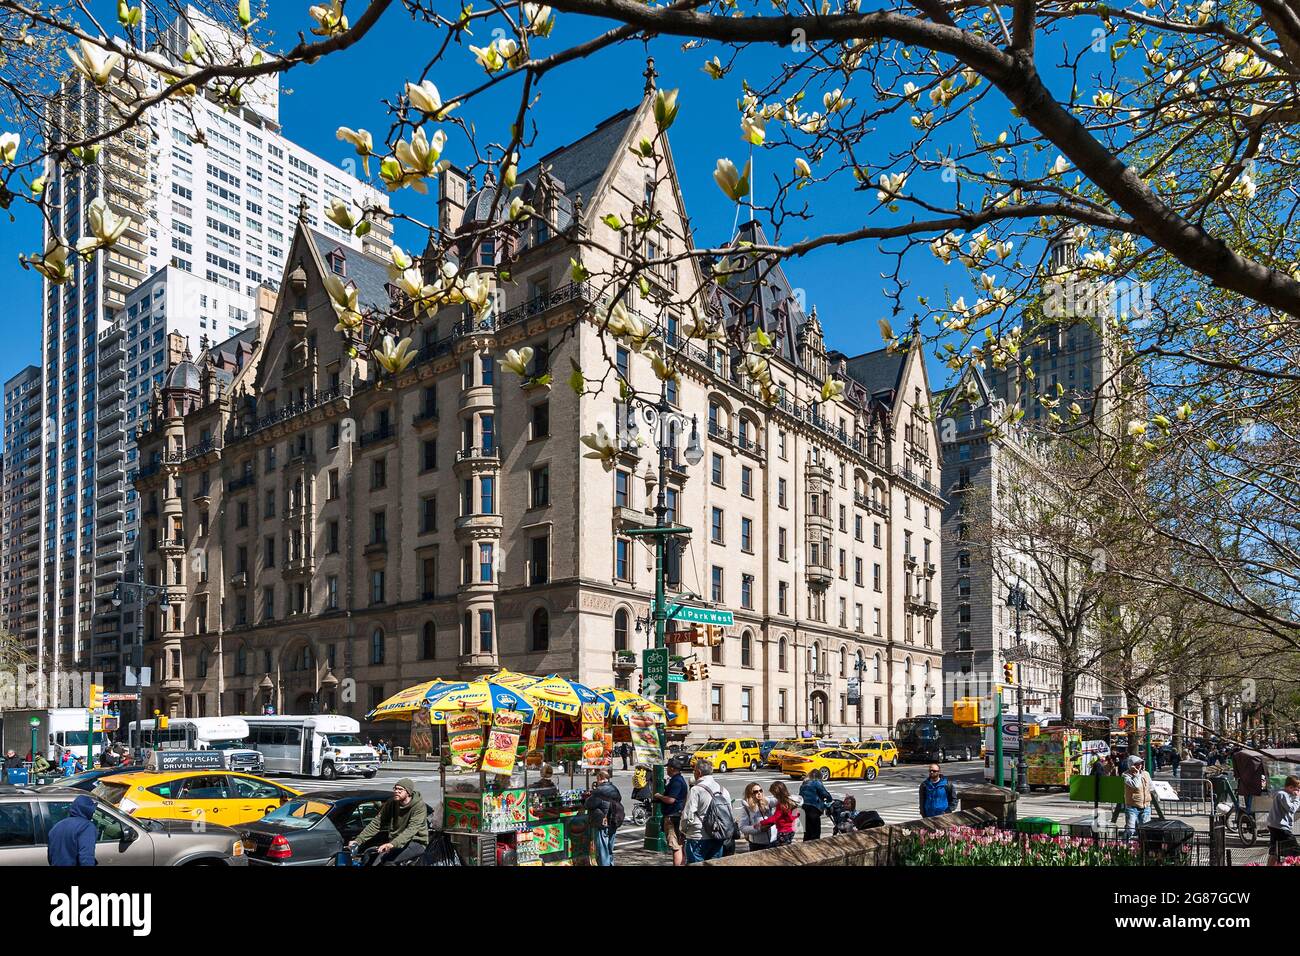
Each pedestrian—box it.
[1266,775,1300,866]
[31,752,52,775]
[349,778,429,865]
[799,771,833,841]
[652,758,688,866]
[1169,746,1181,778]
[583,768,623,867]
[1,749,22,784]
[919,763,957,818]
[47,794,97,866]
[737,782,775,852]
[59,750,77,777]
[1121,755,1154,839]
[757,781,800,846]
[528,762,558,793]
[619,742,630,771]
[680,758,733,864]
[832,795,858,835]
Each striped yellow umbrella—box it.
[421,679,542,723]
[367,678,456,722]
[592,686,666,724]
[490,672,602,717]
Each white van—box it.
[241,714,378,779]
[129,717,264,774]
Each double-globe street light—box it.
[1006,583,1031,795]
[619,380,703,852]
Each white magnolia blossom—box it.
[374,336,416,374]
[406,80,454,119]
[713,158,751,202]
[26,237,73,285]
[522,3,556,36]
[67,40,123,86]
[323,273,364,331]
[336,127,373,172]
[580,423,618,471]
[876,172,907,203]
[309,0,348,36]
[499,347,535,377]
[740,111,766,146]
[325,198,359,231]
[0,132,18,164]
[77,197,129,255]
[822,88,852,113]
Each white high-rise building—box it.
[28,6,392,690]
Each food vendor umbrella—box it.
[366,678,456,721]
[421,679,541,723]
[591,686,666,723]
[492,672,603,717]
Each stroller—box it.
[630,764,653,826]
[828,796,885,834]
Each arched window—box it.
[778,636,787,672]
[873,653,882,682]
[614,609,629,651]
[810,642,820,675]
[421,622,436,660]
[708,401,721,435]
[235,645,247,676]
[371,628,385,665]
[840,646,847,678]
[904,657,912,685]
[264,650,273,674]
[530,608,550,651]
[461,613,472,655]
[197,648,208,678]
[741,631,752,668]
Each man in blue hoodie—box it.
[48,795,98,866]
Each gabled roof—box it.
[460,108,640,230]
[306,229,395,313]
[843,349,907,399]
[718,220,806,366]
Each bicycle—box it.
[1211,772,1258,846]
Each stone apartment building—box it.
[132,87,944,739]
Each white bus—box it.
[240,714,378,779]
[129,717,264,774]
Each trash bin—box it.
[1137,819,1195,863]
[4,769,28,785]
[1180,759,1204,780]
[959,784,1017,827]
[1017,816,1061,836]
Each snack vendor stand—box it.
[368,672,666,866]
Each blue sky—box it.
[0,4,1029,390]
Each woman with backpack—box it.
[757,781,800,846]
[583,768,624,866]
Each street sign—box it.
[665,630,696,643]
[652,601,734,627]
[123,667,152,688]
[847,678,861,705]
[103,693,141,702]
[642,647,669,700]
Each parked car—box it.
[0,787,247,865]
[93,770,301,827]
[692,738,761,772]
[42,766,147,792]
[848,740,899,767]
[238,789,391,866]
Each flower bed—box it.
[898,826,1147,866]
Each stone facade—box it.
[132,91,944,740]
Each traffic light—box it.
[637,672,644,695]
[1118,714,1137,731]
[706,625,724,647]
[697,661,710,682]
[1003,662,1016,685]
[87,684,102,710]
[158,716,169,730]
[689,623,709,646]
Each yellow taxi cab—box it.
[783,748,880,782]
[848,740,899,767]
[766,738,836,769]
[93,770,302,827]
[692,737,761,772]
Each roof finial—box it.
[643,56,657,95]
[296,193,309,221]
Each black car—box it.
[239,790,391,866]
[41,766,147,792]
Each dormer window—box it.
[327,248,347,276]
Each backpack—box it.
[702,786,736,841]
[606,799,626,830]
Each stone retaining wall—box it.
[703,808,997,866]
